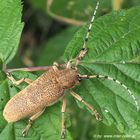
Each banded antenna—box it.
[80,74,139,111]
[98,75,139,111]
[75,0,100,66]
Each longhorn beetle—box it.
[3,0,139,139]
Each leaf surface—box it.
[37,27,78,66]
[0,0,23,64]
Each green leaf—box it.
[0,71,73,140]
[64,6,140,137]
[0,0,24,64]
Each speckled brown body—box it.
[3,68,79,122]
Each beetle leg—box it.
[22,108,45,137]
[24,78,33,84]
[52,62,59,72]
[61,96,67,139]
[6,72,33,85]
[71,91,101,121]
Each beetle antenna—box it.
[80,74,139,111]
[75,0,100,66]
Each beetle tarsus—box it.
[61,128,66,139]
[95,113,102,121]
[22,119,32,137]
[22,128,29,137]
[22,125,31,137]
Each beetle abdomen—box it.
[3,68,64,122]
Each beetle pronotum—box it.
[3,0,139,139]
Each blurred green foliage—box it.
[0,0,140,140]
[36,26,79,66]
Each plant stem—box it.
[6,66,51,73]
[5,64,66,73]
[112,0,123,10]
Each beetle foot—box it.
[95,113,102,121]
[22,124,31,137]
[61,128,66,139]
[22,128,29,137]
